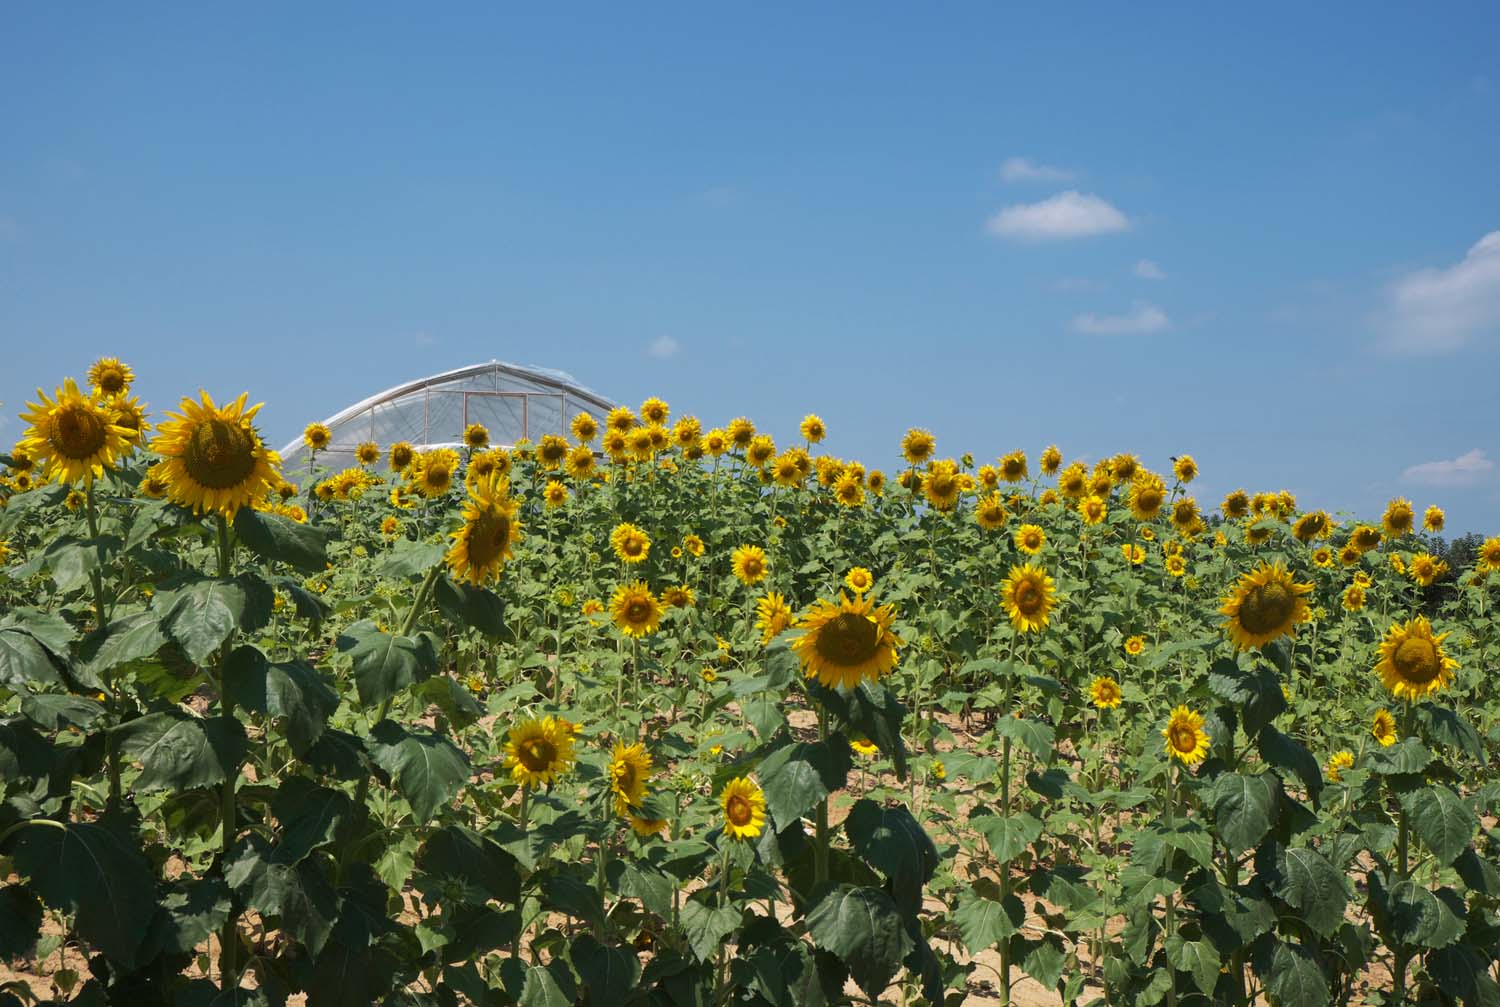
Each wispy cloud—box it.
[1134,258,1166,280]
[998,157,1075,183]
[1071,303,1170,335]
[647,335,680,359]
[1378,231,1500,353]
[987,191,1129,241]
[1400,448,1495,487]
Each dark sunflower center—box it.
[50,404,108,459]
[613,763,638,792]
[1393,637,1439,684]
[626,600,651,623]
[1169,724,1197,753]
[542,444,566,462]
[183,418,258,488]
[741,557,763,577]
[518,737,556,771]
[425,465,451,489]
[97,369,126,394]
[1013,581,1044,615]
[814,613,879,666]
[726,795,752,826]
[467,513,511,567]
[1239,582,1295,634]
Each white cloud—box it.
[647,335,680,359]
[998,157,1074,183]
[1379,231,1500,353]
[1071,303,1171,335]
[1400,448,1495,487]
[986,191,1129,241]
[1134,258,1166,280]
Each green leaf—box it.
[434,575,507,637]
[1427,945,1500,1007]
[1415,703,1484,762]
[757,739,852,831]
[806,885,913,999]
[953,886,1024,953]
[0,884,43,960]
[993,716,1054,760]
[1166,935,1221,995]
[233,507,330,573]
[1257,727,1324,801]
[0,627,63,688]
[1253,940,1329,1007]
[518,961,578,1007]
[80,612,168,678]
[1210,771,1277,856]
[1384,881,1466,949]
[1367,737,1431,776]
[570,934,642,1004]
[416,824,520,903]
[113,710,247,793]
[1401,786,1477,866]
[1267,846,1348,937]
[844,799,938,916]
[540,873,608,933]
[223,836,338,957]
[807,680,909,781]
[972,811,1043,862]
[7,817,156,968]
[0,483,65,534]
[368,721,470,823]
[336,620,439,708]
[20,693,105,731]
[1,607,78,654]
[157,576,274,665]
[224,645,339,755]
[140,877,231,957]
[376,539,445,580]
[271,776,355,865]
[680,897,742,962]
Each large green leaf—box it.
[1415,703,1484,762]
[0,884,43,960]
[570,933,642,1004]
[368,720,470,823]
[224,645,339,755]
[1210,771,1277,856]
[806,885,912,999]
[993,716,1055,760]
[1383,880,1466,949]
[434,575,506,637]
[271,776,355,865]
[80,612,168,678]
[233,507,331,573]
[1367,737,1431,776]
[807,681,909,780]
[679,897,743,962]
[416,824,521,903]
[20,693,105,731]
[953,884,1023,953]
[844,799,938,916]
[113,710,247,793]
[1266,845,1348,937]
[6,817,157,968]
[224,836,338,957]
[972,810,1043,862]
[157,575,274,665]
[1166,935,1221,995]
[757,739,852,830]
[1252,940,1329,1007]
[1401,785,1477,866]
[0,627,63,689]
[140,877,231,957]
[336,621,439,708]
[517,961,578,1007]
[1257,727,1324,801]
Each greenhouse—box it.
[277,359,616,470]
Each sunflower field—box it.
[2,359,1499,1007]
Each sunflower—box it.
[1001,563,1056,634]
[1014,524,1046,555]
[1243,522,1274,546]
[1090,676,1122,710]
[639,396,670,426]
[1079,495,1108,526]
[1170,498,1200,534]
[303,422,331,452]
[606,406,637,433]
[975,493,1008,530]
[570,412,598,443]
[720,777,767,841]
[1350,525,1382,552]
[1480,536,1500,572]
[791,593,902,690]
[1292,510,1333,543]
[462,423,490,449]
[699,428,726,457]
[1088,471,1114,499]
[1312,547,1334,568]
[731,544,768,585]
[754,591,794,644]
[1173,455,1198,483]
[408,449,459,498]
[771,452,803,488]
[1353,571,1373,588]
[625,427,656,462]
[793,414,825,444]
[611,581,663,638]
[380,515,400,537]
[610,522,651,564]
[1037,444,1061,476]
[901,428,936,465]
[1220,562,1313,651]
[1165,554,1187,578]
[503,716,577,788]
[1057,463,1088,500]
[1122,543,1145,565]
[602,429,629,462]
[65,489,86,512]
[1422,505,1445,533]
[609,741,653,814]
[535,434,569,470]
[844,567,874,594]
[1124,635,1146,656]
[18,379,133,485]
[353,441,378,466]
[108,394,150,446]
[1408,553,1448,587]
[1221,489,1250,520]
[1163,706,1210,766]
[543,480,569,508]
[1109,453,1138,481]
[724,417,754,450]
[1374,616,1458,701]
[446,479,522,585]
[387,441,415,472]
[662,584,696,609]
[998,450,1028,483]
[1129,475,1167,521]
[849,736,879,758]
[139,462,171,498]
[1341,584,1366,611]
[87,357,134,396]
[1382,498,1415,538]
[148,391,282,516]
[1390,553,1406,575]
[865,470,886,495]
[1326,750,1354,783]
[1369,709,1398,747]
[682,534,705,558]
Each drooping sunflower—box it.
[731,544,768,585]
[503,716,577,788]
[380,515,400,537]
[1373,616,1458,701]
[1245,522,1275,546]
[1423,505,1445,533]
[791,593,903,690]
[464,423,490,449]
[1350,525,1382,552]
[844,567,874,595]
[19,379,133,485]
[755,591,793,644]
[1220,562,1313,651]
[611,581,663,638]
[849,736,880,758]
[149,391,282,516]
[1014,524,1046,555]
[1338,544,1361,567]
[1128,475,1167,521]
[446,478,522,585]
[1001,563,1056,634]
[1371,709,1397,747]
[303,422,331,452]
[1326,750,1354,783]
[1079,495,1108,526]
[975,493,1008,531]
[661,584,696,609]
[720,777,767,841]
[609,741,653,814]
[1163,706,1211,766]
[1124,635,1146,656]
[1173,455,1198,483]
[1090,676,1122,710]
[355,441,380,465]
[610,522,652,564]
[87,356,134,397]
[901,428,936,465]
[388,441,415,472]
[1382,498,1415,538]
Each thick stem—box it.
[214,516,240,984]
[814,705,830,886]
[998,731,1013,1007]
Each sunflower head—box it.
[446,481,522,585]
[87,357,135,397]
[998,450,1028,483]
[1124,635,1146,656]
[19,379,133,485]
[1371,709,1397,747]
[464,423,491,449]
[609,741,653,814]
[791,593,903,691]
[976,493,1008,530]
[303,423,332,452]
[720,777,767,841]
[1382,498,1415,538]
[1163,706,1210,765]
[1002,563,1057,634]
[833,472,865,508]
[571,411,599,443]
[1014,524,1046,555]
[1375,616,1458,702]
[640,396,670,426]
[800,414,827,443]
[1326,750,1354,783]
[503,716,577,788]
[662,584,696,609]
[611,581,663,638]
[150,391,282,516]
[844,567,874,595]
[1090,676,1122,710]
[901,428,936,465]
[1220,562,1313,651]
[610,522,651,564]
[1423,505,1445,533]
[1173,455,1198,483]
[755,591,793,644]
[731,544,768,585]
[1079,495,1108,526]
[537,434,570,469]
[356,441,380,465]
[1129,475,1166,521]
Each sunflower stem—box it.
[814,705,830,887]
[214,515,241,986]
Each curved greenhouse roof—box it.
[279,360,615,470]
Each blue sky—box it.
[3,5,1498,532]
